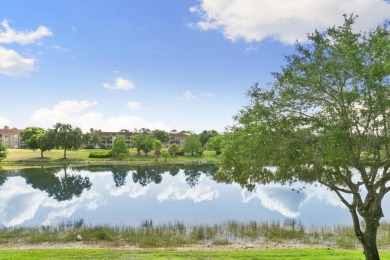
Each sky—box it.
[1,0,389,133]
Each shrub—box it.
[174,150,185,156]
[89,151,111,158]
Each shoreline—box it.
[1,241,390,251]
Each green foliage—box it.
[110,135,129,157]
[131,134,144,155]
[168,143,180,156]
[37,130,56,158]
[83,132,101,148]
[20,126,45,151]
[152,129,169,143]
[195,147,204,156]
[207,134,225,155]
[219,15,390,258]
[20,126,55,157]
[141,135,155,156]
[153,139,162,156]
[50,123,83,159]
[0,141,7,161]
[183,134,202,156]
[89,151,111,158]
[199,130,219,146]
[129,134,156,156]
[161,149,170,161]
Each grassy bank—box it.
[1,248,385,260]
[2,220,390,259]
[0,148,219,166]
[1,220,390,250]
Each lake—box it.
[1,164,389,228]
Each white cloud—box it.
[305,185,346,208]
[157,185,219,203]
[242,186,308,218]
[0,47,35,76]
[190,0,390,44]
[30,100,171,132]
[182,91,198,101]
[0,19,52,45]
[103,77,135,91]
[0,177,47,226]
[0,115,11,127]
[127,101,142,110]
[30,100,99,128]
[107,179,150,198]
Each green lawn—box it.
[1,248,386,260]
[1,148,219,166]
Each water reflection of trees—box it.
[111,166,130,187]
[132,164,219,187]
[183,164,219,187]
[21,167,92,201]
[14,164,219,196]
[73,164,218,188]
[0,169,7,187]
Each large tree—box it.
[168,143,180,157]
[218,16,389,260]
[83,132,101,148]
[37,129,56,158]
[20,126,55,158]
[152,129,169,144]
[20,126,45,151]
[207,134,225,155]
[141,135,155,157]
[51,123,83,159]
[199,130,218,147]
[131,134,144,155]
[111,134,129,157]
[183,134,202,156]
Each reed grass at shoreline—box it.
[1,219,389,250]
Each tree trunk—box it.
[40,150,44,158]
[360,217,381,260]
[64,148,67,159]
[361,229,380,260]
[348,193,382,260]
[350,200,382,260]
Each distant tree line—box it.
[17,123,228,160]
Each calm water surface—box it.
[0,165,389,227]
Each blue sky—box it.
[1,0,389,133]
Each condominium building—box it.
[96,131,188,149]
[97,131,132,149]
[0,127,187,150]
[0,128,26,148]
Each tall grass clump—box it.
[1,219,390,249]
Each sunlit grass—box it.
[2,248,386,260]
[1,148,219,165]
